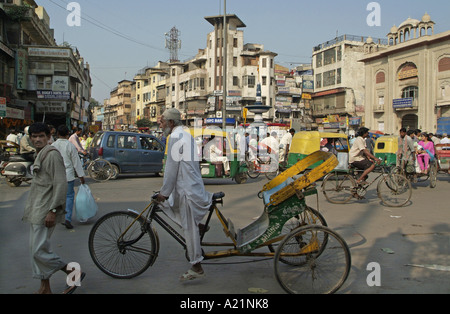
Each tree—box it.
[136,118,152,128]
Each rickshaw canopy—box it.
[290,131,349,155]
[374,135,398,154]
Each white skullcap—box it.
[162,108,181,121]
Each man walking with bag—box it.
[52,125,86,229]
[23,122,85,294]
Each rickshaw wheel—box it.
[234,172,247,184]
[268,207,327,261]
[429,161,437,188]
[274,225,351,294]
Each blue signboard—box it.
[205,118,236,124]
[393,98,413,109]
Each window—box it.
[438,57,450,72]
[118,135,138,149]
[243,75,256,87]
[336,68,341,85]
[233,76,239,86]
[324,48,336,66]
[316,73,322,88]
[233,38,238,48]
[316,53,323,67]
[262,58,267,68]
[107,135,115,148]
[402,86,419,99]
[37,76,52,90]
[376,72,385,84]
[323,70,336,87]
[233,57,237,67]
[262,76,267,86]
[141,137,164,151]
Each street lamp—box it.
[222,0,227,130]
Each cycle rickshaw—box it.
[88,151,351,294]
[374,135,438,188]
[163,128,249,184]
[283,131,350,172]
[436,143,450,175]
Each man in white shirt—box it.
[440,133,450,144]
[156,108,213,281]
[69,127,86,155]
[205,136,230,175]
[6,128,19,145]
[52,125,86,229]
[349,127,380,185]
[279,128,295,163]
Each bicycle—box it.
[79,153,113,182]
[322,158,412,207]
[245,153,280,181]
[391,154,438,189]
[88,151,351,294]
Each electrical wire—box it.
[46,0,167,53]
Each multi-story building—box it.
[361,13,450,134]
[134,61,169,125]
[0,0,92,136]
[105,80,134,130]
[291,64,315,130]
[164,14,278,126]
[273,64,302,124]
[311,34,388,133]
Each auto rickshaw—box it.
[374,136,398,168]
[286,131,350,172]
[163,127,248,184]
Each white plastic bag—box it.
[75,184,98,222]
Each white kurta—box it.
[159,126,213,265]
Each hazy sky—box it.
[36,0,450,103]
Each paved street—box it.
[1,172,449,295]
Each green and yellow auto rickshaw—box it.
[163,128,248,184]
[285,131,350,172]
[374,135,398,168]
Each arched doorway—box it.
[402,114,418,131]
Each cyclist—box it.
[349,127,381,185]
[397,128,415,171]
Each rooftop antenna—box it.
[165,27,181,63]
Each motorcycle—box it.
[0,140,34,187]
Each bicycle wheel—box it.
[429,161,437,188]
[377,173,412,207]
[322,172,355,204]
[88,158,113,182]
[88,211,158,279]
[246,161,260,179]
[268,206,327,258]
[274,225,351,294]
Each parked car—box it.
[88,131,165,179]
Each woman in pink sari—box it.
[417,133,435,174]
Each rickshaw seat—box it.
[261,177,295,205]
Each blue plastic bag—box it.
[75,184,98,222]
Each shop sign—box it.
[6,107,25,119]
[35,102,67,114]
[0,97,6,117]
[398,68,418,80]
[393,98,413,109]
[16,49,28,90]
[37,90,71,100]
[28,47,71,58]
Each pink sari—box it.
[417,140,434,172]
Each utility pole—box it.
[222,0,227,130]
